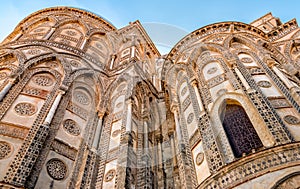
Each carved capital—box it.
[7,77,16,83]
[266,59,277,68]
[10,67,22,79]
[97,111,105,118]
[228,59,237,69]
[126,98,133,105]
[168,130,175,137]
[155,134,163,142]
[59,84,68,92]
[189,78,198,86]
[141,112,150,120]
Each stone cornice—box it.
[267,19,298,42]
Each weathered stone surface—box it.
[0,8,299,189]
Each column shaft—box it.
[92,115,103,149]
[0,81,13,101]
[44,91,64,124]
[125,101,132,132]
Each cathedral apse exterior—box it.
[0,6,300,189]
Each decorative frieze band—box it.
[199,142,300,189]
[50,139,77,161]
[0,123,29,140]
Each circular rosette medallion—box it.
[46,158,68,180]
[63,119,81,136]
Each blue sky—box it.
[0,0,299,53]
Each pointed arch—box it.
[271,171,300,189]
[221,99,263,157]
[211,92,275,162]
[53,19,89,34]
[20,16,57,40]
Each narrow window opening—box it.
[222,102,263,158]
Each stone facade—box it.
[0,7,299,189]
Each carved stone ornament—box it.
[207,67,218,74]
[0,141,12,160]
[46,158,68,180]
[74,91,90,105]
[181,86,188,96]
[257,80,272,88]
[284,115,300,125]
[46,61,58,68]
[187,113,194,124]
[70,60,80,67]
[240,57,253,63]
[104,169,116,182]
[63,119,81,136]
[0,72,7,80]
[196,152,204,165]
[116,102,123,108]
[14,102,37,116]
[27,49,41,55]
[96,42,103,49]
[32,75,54,86]
[65,30,77,36]
[112,129,121,137]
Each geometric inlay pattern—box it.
[283,115,300,125]
[181,86,188,96]
[14,102,37,116]
[257,80,272,88]
[195,152,204,165]
[32,75,54,86]
[70,60,80,67]
[240,57,253,63]
[187,113,194,124]
[65,30,77,36]
[27,49,41,55]
[0,141,12,160]
[63,119,81,136]
[104,169,116,182]
[112,129,121,137]
[74,91,90,105]
[0,72,7,80]
[45,61,58,68]
[46,158,68,180]
[207,67,218,74]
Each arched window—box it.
[222,102,263,158]
[271,172,300,189]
